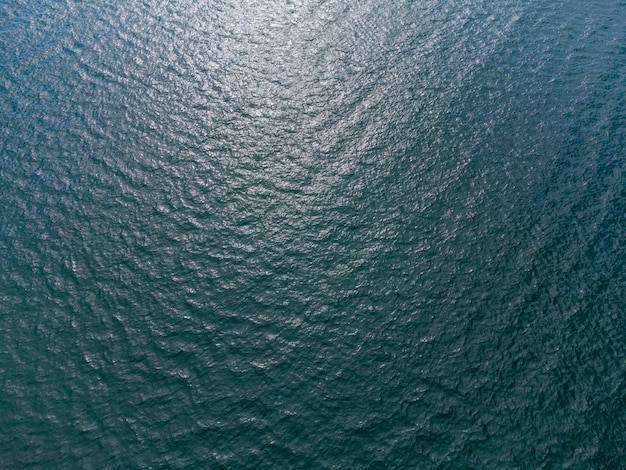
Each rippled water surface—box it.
[1,0,625,467]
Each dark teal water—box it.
[1,0,625,468]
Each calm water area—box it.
[1,0,625,467]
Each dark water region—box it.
[1,0,625,467]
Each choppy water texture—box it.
[1,0,625,467]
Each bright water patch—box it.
[1,0,625,467]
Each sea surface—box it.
[1,0,625,468]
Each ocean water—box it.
[1,0,625,467]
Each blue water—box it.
[1,0,625,467]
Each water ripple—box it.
[1,0,625,467]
